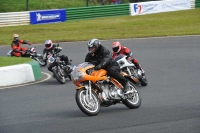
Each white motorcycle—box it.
[113,54,148,86]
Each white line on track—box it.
[0,72,51,90]
[0,35,200,47]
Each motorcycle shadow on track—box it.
[43,105,134,118]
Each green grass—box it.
[0,0,131,12]
[0,8,200,46]
[0,57,32,67]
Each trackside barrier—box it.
[191,0,196,8]
[195,0,200,7]
[0,11,30,27]
[0,60,42,87]
[66,4,129,20]
[0,1,198,27]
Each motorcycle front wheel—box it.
[53,67,66,84]
[122,82,141,109]
[75,89,100,116]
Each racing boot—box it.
[63,65,72,78]
[138,65,145,76]
[134,62,145,76]
[123,82,131,94]
[64,65,72,74]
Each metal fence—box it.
[67,4,129,20]
[0,11,30,27]
[195,0,200,7]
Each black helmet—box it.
[87,38,101,54]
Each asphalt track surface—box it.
[0,36,200,133]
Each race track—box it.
[0,36,200,133]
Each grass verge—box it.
[0,57,32,67]
[1,0,130,12]
[0,8,200,46]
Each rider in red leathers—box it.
[112,41,145,75]
[11,34,32,57]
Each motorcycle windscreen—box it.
[113,54,126,61]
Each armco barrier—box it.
[195,0,200,7]
[0,11,30,27]
[0,60,42,87]
[66,4,129,20]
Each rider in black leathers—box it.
[85,38,130,93]
[43,40,70,73]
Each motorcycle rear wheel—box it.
[122,82,141,109]
[139,75,148,86]
[75,89,100,116]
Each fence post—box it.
[86,0,89,6]
[26,0,29,11]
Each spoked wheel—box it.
[53,67,66,84]
[139,75,148,86]
[75,89,100,116]
[122,82,141,109]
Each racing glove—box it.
[94,64,101,70]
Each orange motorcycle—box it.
[71,62,141,116]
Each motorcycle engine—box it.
[98,82,122,102]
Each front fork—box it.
[85,81,92,101]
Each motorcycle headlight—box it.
[48,56,55,63]
[119,61,124,66]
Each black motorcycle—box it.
[7,46,47,66]
[47,53,72,84]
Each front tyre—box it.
[123,82,141,109]
[75,89,100,116]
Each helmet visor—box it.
[88,47,96,53]
[14,37,19,41]
[45,44,51,48]
[113,47,119,53]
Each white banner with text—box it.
[130,0,191,16]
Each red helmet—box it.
[45,40,53,50]
[112,41,121,53]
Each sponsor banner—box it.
[130,0,191,16]
[30,9,66,24]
